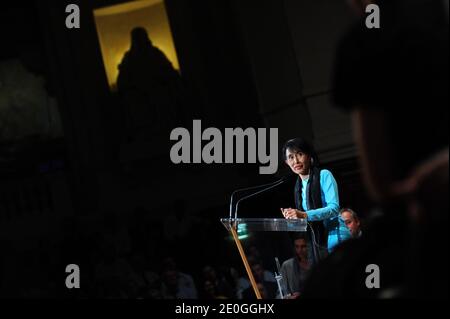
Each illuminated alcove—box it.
[94,0,179,91]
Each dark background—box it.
[0,0,375,298]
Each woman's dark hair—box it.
[281,137,319,166]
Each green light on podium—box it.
[237,223,248,240]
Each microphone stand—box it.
[274,257,286,299]
[234,179,285,220]
[229,178,284,219]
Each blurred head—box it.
[250,261,265,282]
[294,238,308,261]
[162,257,177,271]
[162,269,178,288]
[248,246,261,259]
[202,265,217,281]
[282,138,317,175]
[340,208,361,237]
[203,280,216,297]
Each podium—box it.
[221,218,307,299]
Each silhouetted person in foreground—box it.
[302,0,448,298]
[117,27,182,139]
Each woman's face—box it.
[285,148,311,175]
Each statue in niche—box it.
[117,27,183,141]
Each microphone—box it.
[234,177,287,220]
[229,177,285,219]
[275,257,282,274]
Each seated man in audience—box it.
[280,234,311,298]
[160,257,197,299]
[340,208,362,238]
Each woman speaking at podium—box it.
[281,138,351,264]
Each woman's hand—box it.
[281,208,308,219]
